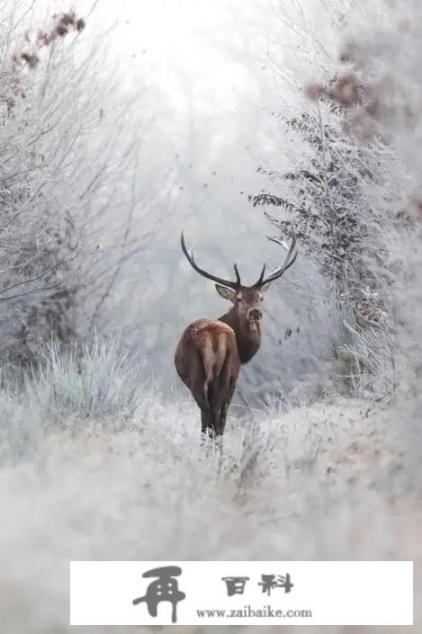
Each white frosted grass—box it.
[25,338,148,426]
[0,340,420,633]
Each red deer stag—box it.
[175,232,298,437]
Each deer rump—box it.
[175,319,240,436]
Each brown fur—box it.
[175,289,264,437]
[175,319,240,436]
[219,303,262,363]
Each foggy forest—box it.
[0,0,420,631]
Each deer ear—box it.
[215,284,237,302]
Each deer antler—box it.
[254,233,298,287]
[180,232,241,289]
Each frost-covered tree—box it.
[320,0,422,408]
[250,108,395,329]
[0,2,144,370]
[250,1,405,397]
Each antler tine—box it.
[180,232,241,289]
[255,233,298,287]
[233,263,241,286]
[253,263,267,288]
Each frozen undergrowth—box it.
[0,343,420,633]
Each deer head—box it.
[180,231,298,330]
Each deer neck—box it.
[218,308,261,364]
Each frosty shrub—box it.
[0,351,420,632]
[0,2,143,372]
[26,337,147,424]
[251,4,407,400]
[251,111,398,320]
[305,0,422,405]
[324,0,422,449]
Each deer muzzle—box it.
[248,308,262,322]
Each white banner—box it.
[70,560,413,626]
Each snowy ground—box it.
[0,344,419,632]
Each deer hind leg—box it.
[182,347,212,436]
[205,334,227,437]
[212,373,237,436]
[190,383,213,437]
[210,351,237,436]
[190,375,213,436]
[200,339,220,437]
[220,376,237,434]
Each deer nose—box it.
[248,308,262,321]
